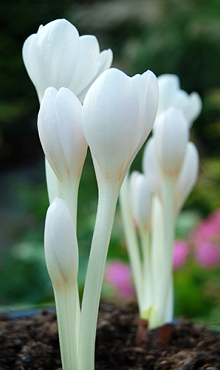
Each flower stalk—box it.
[79,183,119,370]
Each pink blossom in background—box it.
[192,210,220,245]
[173,240,190,269]
[194,242,220,268]
[105,260,135,298]
[191,209,220,268]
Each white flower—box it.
[37,87,87,185]
[22,18,113,102]
[82,68,158,188]
[37,87,87,225]
[154,107,189,179]
[129,171,152,229]
[157,74,202,127]
[44,198,78,289]
[174,142,199,214]
[142,137,162,200]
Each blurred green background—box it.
[1,0,220,327]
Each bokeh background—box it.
[1,0,220,327]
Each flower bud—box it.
[174,142,199,214]
[38,87,87,185]
[44,198,78,289]
[157,74,202,127]
[129,171,152,229]
[154,107,189,179]
[82,68,158,188]
[142,137,162,200]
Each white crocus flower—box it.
[142,137,162,201]
[157,74,202,127]
[129,171,152,230]
[23,18,112,216]
[129,171,153,314]
[154,107,189,180]
[141,107,191,328]
[44,198,79,370]
[37,87,87,226]
[174,142,199,214]
[82,68,158,188]
[22,18,113,103]
[79,67,158,370]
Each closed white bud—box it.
[82,68,158,188]
[129,171,152,229]
[154,107,189,179]
[142,138,162,200]
[174,142,199,214]
[157,74,202,127]
[44,198,78,289]
[38,87,87,185]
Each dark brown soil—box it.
[0,301,220,370]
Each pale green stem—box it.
[78,181,119,370]
[54,284,78,370]
[139,225,152,313]
[45,158,62,204]
[61,176,81,343]
[155,178,175,325]
[119,177,145,312]
[60,176,79,228]
[150,195,164,315]
[163,275,174,323]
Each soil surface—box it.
[0,301,220,370]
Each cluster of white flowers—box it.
[22,18,201,370]
[120,75,201,329]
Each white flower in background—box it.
[38,87,87,225]
[153,107,189,180]
[22,18,113,103]
[174,142,199,214]
[157,74,202,127]
[129,171,152,230]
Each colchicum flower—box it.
[157,74,202,127]
[44,198,79,370]
[22,18,113,103]
[37,87,87,225]
[79,67,159,370]
[23,18,113,215]
[121,98,200,329]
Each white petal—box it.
[157,74,202,128]
[129,171,152,228]
[131,70,159,151]
[22,19,113,103]
[38,87,87,182]
[175,142,199,213]
[77,49,113,103]
[183,92,202,128]
[70,35,113,101]
[55,87,87,176]
[44,198,78,288]
[22,19,80,101]
[157,74,180,115]
[154,107,189,178]
[142,138,162,199]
